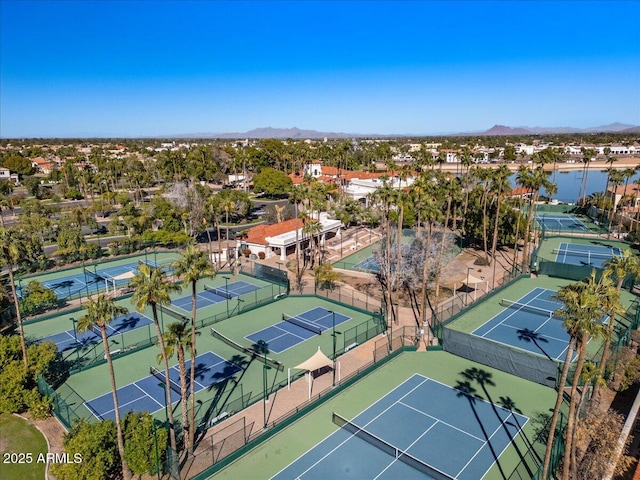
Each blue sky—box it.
[1,1,638,137]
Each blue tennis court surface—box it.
[535,214,589,233]
[172,280,260,311]
[20,260,161,300]
[554,242,621,268]
[273,374,528,480]
[472,287,573,361]
[246,307,351,353]
[40,312,154,352]
[354,256,380,273]
[84,351,241,421]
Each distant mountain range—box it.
[165,123,639,139]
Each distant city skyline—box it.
[1,1,639,138]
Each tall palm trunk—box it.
[176,341,189,454]
[151,304,178,453]
[394,204,404,324]
[420,222,434,329]
[434,196,452,299]
[481,182,491,264]
[101,325,131,479]
[8,261,28,367]
[541,336,576,480]
[189,280,198,452]
[562,331,589,480]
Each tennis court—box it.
[245,307,351,353]
[40,312,154,352]
[172,280,261,311]
[273,373,527,480]
[471,287,573,361]
[535,214,589,233]
[84,351,241,421]
[554,242,621,268]
[353,256,380,273]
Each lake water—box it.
[508,168,640,204]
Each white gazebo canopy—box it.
[288,347,336,399]
[294,347,333,372]
[464,274,484,286]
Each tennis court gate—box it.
[442,327,559,388]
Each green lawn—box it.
[0,414,48,480]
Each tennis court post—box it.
[223,276,230,317]
[328,311,341,387]
[257,340,271,429]
[69,317,80,371]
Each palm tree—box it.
[596,251,640,398]
[130,264,182,455]
[289,184,307,281]
[489,166,510,281]
[171,245,216,451]
[0,227,28,367]
[578,147,597,204]
[541,281,587,480]
[434,174,460,299]
[522,167,552,266]
[77,294,131,480]
[220,196,236,266]
[158,321,198,455]
[373,180,397,322]
[543,272,615,479]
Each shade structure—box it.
[289,347,335,399]
[294,347,333,372]
[464,274,484,285]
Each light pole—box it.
[69,317,81,370]
[466,267,473,306]
[152,419,161,480]
[328,311,342,387]
[390,304,398,352]
[258,340,271,429]
[223,276,230,317]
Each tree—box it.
[129,264,182,455]
[0,334,57,415]
[51,420,120,480]
[0,227,28,367]
[289,184,307,285]
[19,280,58,317]
[76,294,131,480]
[596,250,640,399]
[543,272,618,479]
[170,245,215,452]
[314,262,339,290]
[122,411,168,477]
[252,167,293,197]
[158,321,193,455]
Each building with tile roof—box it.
[241,213,342,260]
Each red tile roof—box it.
[245,218,303,246]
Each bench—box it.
[344,342,358,352]
[105,349,121,359]
[207,411,229,427]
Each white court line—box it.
[480,289,550,337]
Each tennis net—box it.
[150,366,182,395]
[204,284,234,299]
[83,267,104,282]
[500,299,559,319]
[158,303,188,322]
[283,314,323,335]
[210,328,284,372]
[332,412,453,480]
[552,248,618,259]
